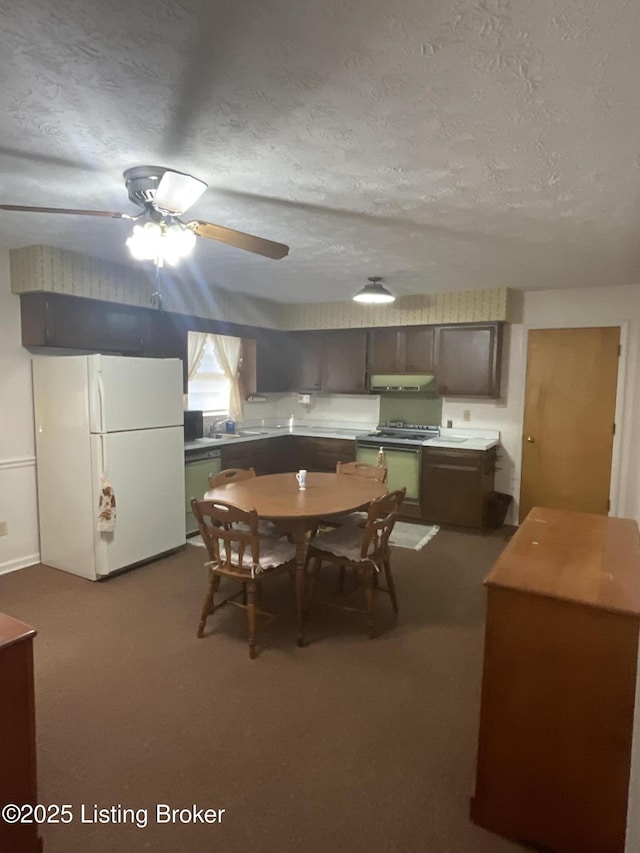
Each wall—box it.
[242,393,380,429]
[442,285,640,526]
[0,248,40,573]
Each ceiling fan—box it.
[0,165,290,265]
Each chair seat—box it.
[208,535,297,576]
[306,488,406,639]
[310,525,372,563]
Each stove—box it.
[355,422,440,447]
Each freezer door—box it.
[91,426,186,577]
[88,355,183,433]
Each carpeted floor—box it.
[0,527,526,853]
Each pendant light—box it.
[353,276,395,304]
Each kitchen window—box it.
[187,332,242,417]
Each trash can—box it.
[488,492,513,528]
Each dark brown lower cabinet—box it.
[421,447,496,528]
[222,436,497,528]
[222,436,355,477]
[221,437,289,475]
[291,436,356,472]
[0,614,42,853]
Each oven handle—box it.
[356,442,422,454]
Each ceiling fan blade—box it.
[0,204,127,218]
[190,220,289,260]
[154,170,207,215]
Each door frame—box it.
[518,319,628,518]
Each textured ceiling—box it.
[1,0,640,304]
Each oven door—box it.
[356,442,422,503]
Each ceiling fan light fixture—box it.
[126,219,196,266]
[353,276,395,304]
[153,170,208,215]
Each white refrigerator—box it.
[33,354,186,580]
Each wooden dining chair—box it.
[306,488,406,638]
[318,460,389,529]
[205,467,282,537]
[336,460,388,483]
[207,467,256,489]
[191,498,297,659]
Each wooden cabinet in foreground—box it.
[421,447,496,528]
[0,614,42,853]
[434,322,503,397]
[471,507,640,853]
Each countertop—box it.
[185,425,500,453]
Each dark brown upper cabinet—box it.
[288,331,324,391]
[434,322,503,398]
[289,329,368,394]
[21,291,146,354]
[234,330,291,394]
[322,329,368,393]
[368,326,434,374]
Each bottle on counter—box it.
[377,447,386,467]
[225,419,236,434]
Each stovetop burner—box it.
[356,422,440,445]
[377,421,440,433]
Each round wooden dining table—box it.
[203,471,387,646]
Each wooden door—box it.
[519,327,620,521]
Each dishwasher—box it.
[185,446,222,535]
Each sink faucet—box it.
[209,416,230,436]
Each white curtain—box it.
[211,333,243,420]
[187,331,208,380]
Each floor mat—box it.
[389,522,439,551]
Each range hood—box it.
[370,374,437,393]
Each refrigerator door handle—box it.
[96,371,105,434]
[100,433,107,476]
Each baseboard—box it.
[0,554,40,575]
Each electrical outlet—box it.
[0,521,7,537]
[463,410,471,422]
[446,419,453,429]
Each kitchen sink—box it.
[212,432,241,439]
[431,435,468,443]
[236,429,270,436]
